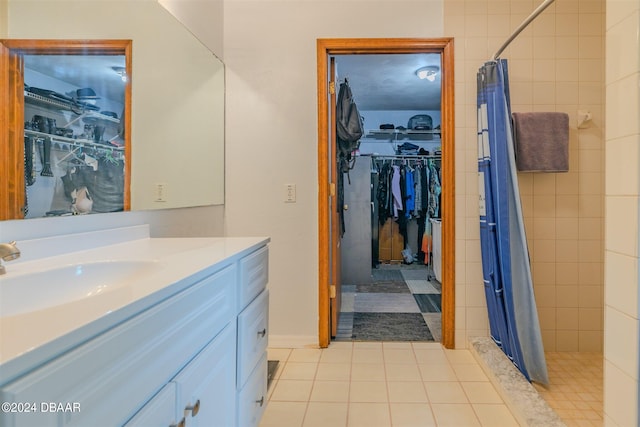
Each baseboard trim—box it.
[268,335,319,349]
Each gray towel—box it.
[512,112,569,172]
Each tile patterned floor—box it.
[336,266,442,342]
[274,266,603,426]
[533,352,604,426]
[260,342,521,427]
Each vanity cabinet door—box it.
[0,265,236,427]
[123,383,177,427]
[237,289,269,388]
[237,353,268,427]
[174,323,237,427]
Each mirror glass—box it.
[23,53,128,218]
[4,0,224,217]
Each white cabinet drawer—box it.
[237,353,267,427]
[173,323,236,427]
[237,289,269,388]
[0,265,236,427]
[238,245,268,310]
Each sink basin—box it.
[0,260,158,317]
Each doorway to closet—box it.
[317,38,455,349]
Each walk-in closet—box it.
[334,53,444,342]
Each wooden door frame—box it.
[317,38,456,349]
[0,39,132,220]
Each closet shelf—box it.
[366,128,440,135]
[24,91,120,125]
[25,129,124,151]
[364,128,442,142]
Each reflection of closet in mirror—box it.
[0,40,132,220]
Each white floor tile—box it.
[472,403,520,427]
[316,363,351,381]
[461,382,503,404]
[259,401,307,427]
[351,363,387,381]
[385,363,422,382]
[349,381,388,402]
[279,362,318,380]
[270,379,314,402]
[309,380,350,402]
[387,381,429,403]
[419,363,459,381]
[289,348,323,363]
[424,381,469,404]
[260,346,525,427]
[353,348,385,364]
[347,402,392,427]
[389,403,437,427]
[383,348,417,364]
[320,348,353,363]
[303,402,348,427]
[431,403,482,426]
[452,363,490,382]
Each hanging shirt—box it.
[414,166,422,217]
[391,165,403,218]
[428,160,441,218]
[404,167,415,218]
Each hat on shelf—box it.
[75,87,100,100]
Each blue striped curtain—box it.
[477,59,549,385]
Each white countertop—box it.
[0,226,269,385]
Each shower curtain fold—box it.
[476,59,549,385]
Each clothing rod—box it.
[367,154,441,160]
[492,0,556,60]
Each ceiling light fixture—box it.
[415,65,439,82]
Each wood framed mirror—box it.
[0,39,132,220]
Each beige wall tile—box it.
[556,330,580,351]
[604,361,639,427]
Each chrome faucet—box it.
[0,241,20,275]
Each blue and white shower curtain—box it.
[477,59,549,385]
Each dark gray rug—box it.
[413,294,441,313]
[371,269,404,281]
[351,312,434,341]
[356,281,410,293]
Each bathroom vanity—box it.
[0,226,269,427]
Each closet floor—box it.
[336,265,441,342]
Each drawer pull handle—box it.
[170,417,185,427]
[257,328,266,338]
[256,396,265,407]
[186,399,200,417]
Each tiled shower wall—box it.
[603,1,640,425]
[445,0,605,352]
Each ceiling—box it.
[24,52,442,112]
[24,55,127,104]
[334,53,442,111]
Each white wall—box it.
[0,0,6,37]
[223,0,444,346]
[158,0,224,59]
